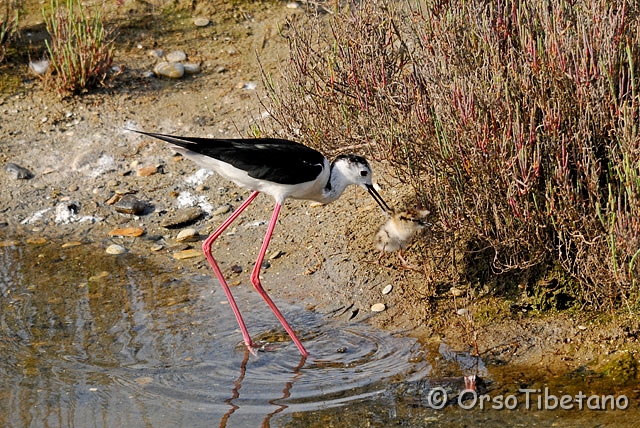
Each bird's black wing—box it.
[128,130,325,184]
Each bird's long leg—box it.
[202,191,260,352]
[250,202,310,357]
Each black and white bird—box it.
[128,129,390,357]
[375,209,430,269]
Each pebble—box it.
[5,162,33,179]
[160,207,203,228]
[108,227,144,237]
[106,244,126,255]
[61,241,82,248]
[215,65,228,73]
[173,249,201,260]
[114,194,146,215]
[450,287,464,297]
[136,165,158,177]
[68,184,79,192]
[148,49,165,58]
[150,243,164,252]
[371,303,386,312]
[176,228,199,242]
[183,63,201,75]
[26,237,47,245]
[237,81,257,90]
[166,50,187,62]
[193,17,210,27]
[382,284,393,295]
[213,204,232,216]
[456,308,468,315]
[286,2,300,8]
[269,250,284,260]
[29,59,50,75]
[230,265,243,274]
[0,240,19,247]
[154,61,184,78]
[88,271,109,281]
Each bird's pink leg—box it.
[202,191,260,352]
[250,202,310,357]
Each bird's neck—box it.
[319,162,352,204]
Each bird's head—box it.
[333,155,391,212]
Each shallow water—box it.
[0,235,637,427]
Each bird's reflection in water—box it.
[220,349,306,428]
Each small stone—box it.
[61,241,82,248]
[578,325,587,330]
[136,165,158,177]
[176,228,199,242]
[68,184,79,192]
[143,70,155,78]
[213,204,232,216]
[166,50,187,62]
[193,17,210,27]
[29,59,50,75]
[215,65,228,73]
[106,194,120,205]
[183,63,201,75]
[0,240,19,247]
[106,244,126,255]
[114,194,146,215]
[148,49,165,58]
[108,227,144,237]
[456,308,468,315]
[173,249,201,260]
[450,287,464,297]
[237,81,257,90]
[371,303,386,312]
[26,237,47,245]
[154,61,184,78]
[286,2,300,8]
[160,207,203,228]
[230,264,243,274]
[150,243,164,252]
[135,376,154,386]
[382,284,393,295]
[88,271,109,281]
[269,250,284,260]
[5,162,33,179]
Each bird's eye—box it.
[360,171,368,177]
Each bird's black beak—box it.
[366,184,391,213]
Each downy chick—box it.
[375,209,430,269]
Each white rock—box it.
[176,228,199,242]
[183,63,201,74]
[456,308,468,315]
[193,17,210,27]
[166,50,187,62]
[29,59,50,75]
[154,62,184,79]
[382,284,393,295]
[371,303,386,312]
[106,244,126,255]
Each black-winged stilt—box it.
[128,129,391,357]
[375,209,430,269]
